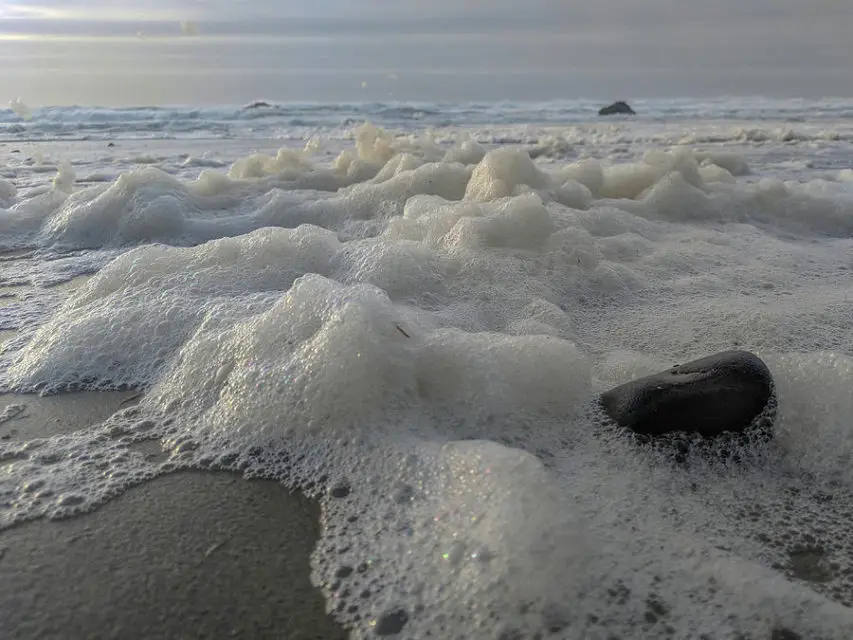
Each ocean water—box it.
[1,98,853,638]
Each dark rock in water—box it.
[106,142,115,147]
[243,101,273,110]
[600,350,774,439]
[598,101,636,116]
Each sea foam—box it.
[1,122,853,638]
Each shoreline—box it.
[0,392,346,640]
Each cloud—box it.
[0,1,174,20]
[3,0,850,32]
[0,1,362,21]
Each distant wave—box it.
[2,98,853,142]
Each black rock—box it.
[600,350,774,439]
[243,101,273,110]
[598,101,636,116]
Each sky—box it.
[2,0,853,106]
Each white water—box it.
[1,103,853,638]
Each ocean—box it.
[1,97,853,638]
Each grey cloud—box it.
[3,0,852,105]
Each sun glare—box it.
[0,3,181,21]
[0,4,77,19]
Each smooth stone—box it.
[599,350,774,438]
[598,101,636,116]
[243,101,273,110]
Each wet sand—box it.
[0,393,346,640]
[0,391,143,441]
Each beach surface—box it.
[0,392,345,640]
[2,100,853,637]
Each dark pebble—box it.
[600,350,774,439]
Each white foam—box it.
[228,148,314,180]
[770,352,853,483]
[9,97,32,120]
[556,159,605,197]
[443,139,486,165]
[0,177,16,207]
[694,151,751,176]
[182,156,228,169]
[465,148,552,201]
[1,120,853,638]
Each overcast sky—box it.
[2,0,852,106]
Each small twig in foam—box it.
[204,541,226,557]
[395,324,411,338]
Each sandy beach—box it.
[0,392,346,640]
[2,90,853,636]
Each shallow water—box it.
[1,101,853,638]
